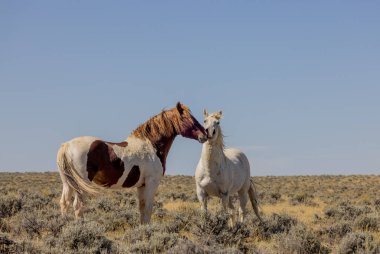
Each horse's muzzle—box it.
[198,135,207,143]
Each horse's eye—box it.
[204,120,206,123]
[216,121,219,125]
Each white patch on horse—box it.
[113,136,161,188]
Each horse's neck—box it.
[149,134,177,173]
[201,138,225,176]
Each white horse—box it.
[57,102,207,224]
[195,110,262,226]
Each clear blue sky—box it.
[1,1,379,175]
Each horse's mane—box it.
[131,105,193,140]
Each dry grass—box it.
[0,173,379,253]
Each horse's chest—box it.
[200,177,226,197]
[204,183,220,196]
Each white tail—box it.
[57,143,100,196]
[248,179,262,222]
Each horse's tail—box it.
[57,142,100,196]
[248,178,263,222]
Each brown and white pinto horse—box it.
[57,102,207,224]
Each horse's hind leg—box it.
[73,192,84,219]
[60,183,73,216]
[238,190,249,223]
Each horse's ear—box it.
[203,109,208,118]
[176,102,184,115]
[215,110,223,119]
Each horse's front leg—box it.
[196,184,208,214]
[221,191,234,227]
[137,178,159,224]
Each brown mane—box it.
[131,104,194,141]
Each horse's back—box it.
[224,148,251,182]
[65,136,99,148]
[224,148,249,167]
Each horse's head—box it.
[175,102,207,143]
[203,109,223,142]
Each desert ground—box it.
[0,172,379,254]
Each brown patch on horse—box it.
[86,140,126,187]
[153,136,175,174]
[131,105,193,174]
[122,165,141,187]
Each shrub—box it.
[0,236,16,254]
[168,238,244,254]
[56,220,114,253]
[325,202,371,220]
[19,192,53,211]
[354,215,379,231]
[12,240,41,254]
[289,192,315,206]
[373,198,380,212]
[318,222,352,239]
[98,208,138,231]
[123,223,178,253]
[0,218,10,233]
[165,192,190,201]
[190,212,251,252]
[45,214,70,237]
[0,195,22,217]
[21,213,46,238]
[275,225,329,254]
[167,239,208,254]
[338,232,380,254]
[270,192,282,201]
[96,198,114,212]
[252,213,298,240]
